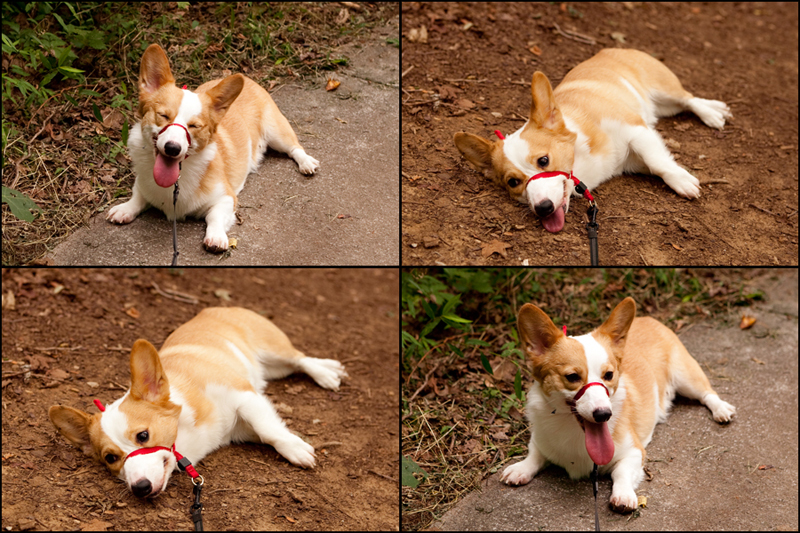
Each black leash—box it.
[573,179,599,266]
[174,444,204,530]
[591,462,600,531]
[587,203,599,266]
[190,478,204,531]
[171,169,180,267]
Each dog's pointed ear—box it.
[517,303,564,358]
[49,405,96,456]
[139,44,175,96]
[206,74,245,117]
[129,339,171,404]
[454,132,495,172]
[598,297,636,347]
[528,72,564,131]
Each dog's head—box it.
[454,72,578,233]
[516,298,637,465]
[136,44,244,188]
[49,340,182,498]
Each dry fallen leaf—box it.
[407,26,428,43]
[455,98,475,110]
[739,314,757,329]
[481,240,511,258]
[325,77,340,91]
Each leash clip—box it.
[191,479,204,531]
[587,203,599,266]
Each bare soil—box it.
[401,2,798,266]
[1,268,399,531]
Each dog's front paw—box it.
[609,488,639,513]
[662,168,701,199]
[274,435,316,469]
[203,228,229,253]
[500,458,538,485]
[107,201,140,224]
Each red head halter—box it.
[559,328,609,403]
[155,85,192,148]
[92,399,199,478]
[492,129,594,202]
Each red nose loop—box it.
[157,123,192,147]
[125,445,173,463]
[573,381,609,402]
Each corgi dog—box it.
[454,49,732,233]
[107,44,320,252]
[49,307,346,498]
[501,297,735,513]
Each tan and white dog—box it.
[49,307,346,498]
[454,49,731,233]
[107,44,319,252]
[502,297,735,512]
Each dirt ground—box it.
[401,2,799,266]
[1,268,399,531]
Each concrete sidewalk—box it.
[49,18,398,266]
[434,269,798,531]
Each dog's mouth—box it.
[153,152,182,188]
[538,182,572,233]
[150,122,191,188]
[575,415,615,465]
[540,203,567,233]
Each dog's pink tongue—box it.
[541,206,565,233]
[584,421,614,465]
[153,153,181,188]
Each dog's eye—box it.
[136,430,149,444]
[188,123,199,129]
[104,453,119,464]
[537,156,549,168]
[603,371,614,381]
[565,373,581,383]
[159,114,170,120]
[507,178,521,188]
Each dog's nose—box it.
[593,408,612,423]
[164,141,182,158]
[534,200,554,218]
[131,478,153,498]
